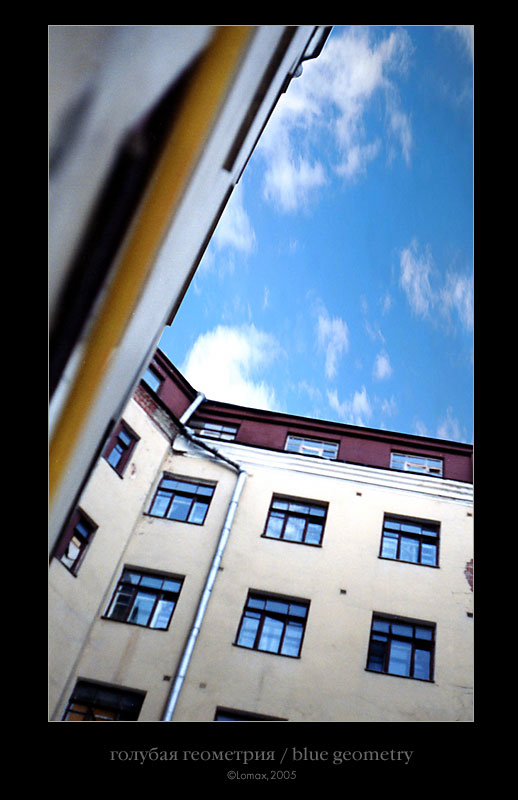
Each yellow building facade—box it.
[49,349,473,723]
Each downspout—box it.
[162,390,247,721]
[162,467,247,721]
[179,391,206,425]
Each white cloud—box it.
[262,155,327,213]
[327,385,372,426]
[440,271,473,332]
[198,185,256,278]
[437,406,463,442]
[381,395,397,417]
[181,324,280,410]
[315,304,350,379]
[212,184,256,255]
[399,238,434,317]
[256,26,414,211]
[445,25,474,62]
[373,351,393,380]
[399,238,473,333]
[381,292,392,315]
[413,419,429,437]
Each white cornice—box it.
[176,434,473,506]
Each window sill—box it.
[103,459,126,478]
[58,559,79,577]
[261,534,323,548]
[378,556,440,569]
[143,512,207,526]
[232,642,302,660]
[364,668,434,683]
[100,615,172,632]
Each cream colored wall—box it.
[55,441,240,722]
[170,445,473,723]
[50,427,473,723]
[49,399,171,719]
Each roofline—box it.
[155,348,473,454]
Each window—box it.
[62,680,145,721]
[390,452,443,477]
[142,366,163,393]
[366,614,435,681]
[190,419,238,441]
[214,707,285,721]
[104,568,183,630]
[103,421,138,476]
[263,496,327,546]
[380,515,440,567]
[235,591,310,658]
[55,508,97,575]
[148,475,215,524]
[285,435,338,460]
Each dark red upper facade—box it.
[140,349,473,485]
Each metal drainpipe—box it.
[162,467,247,721]
[162,389,247,721]
[179,391,206,425]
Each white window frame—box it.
[390,452,443,477]
[285,435,338,460]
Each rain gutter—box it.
[162,392,247,721]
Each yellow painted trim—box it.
[50,25,254,506]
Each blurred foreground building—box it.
[49,348,473,722]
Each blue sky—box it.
[159,25,473,444]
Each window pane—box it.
[167,495,191,521]
[420,543,437,565]
[123,571,141,584]
[415,627,433,640]
[196,485,214,497]
[310,506,326,517]
[265,600,289,615]
[149,490,171,517]
[413,648,431,680]
[384,519,401,530]
[150,599,175,629]
[305,523,323,545]
[140,575,163,589]
[175,481,197,493]
[163,579,182,593]
[372,619,390,632]
[401,522,421,534]
[237,614,260,648]
[265,513,284,538]
[109,587,133,621]
[391,623,413,637]
[400,537,419,562]
[288,503,309,514]
[118,429,132,446]
[388,640,412,676]
[289,603,308,618]
[143,368,161,392]
[75,520,91,538]
[128,592,155,626]
[284,516,305,542]
[61,536,82,569]
[381,533,398,559]
[188,500,209,524]
[107,446,122,468]
[368,639,386,671]
[258,616,284,652]
[281,621,303,656]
